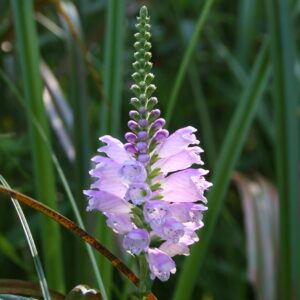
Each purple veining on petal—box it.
[147,248,176,281]
[123,228,150,255]
[125,182,152,205]
[144,200,169,227]
[160,218,185,243]
[119,160,147,183]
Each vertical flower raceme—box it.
[84,6,212,285]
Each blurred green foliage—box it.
[0,0,299,299]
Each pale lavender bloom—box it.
[161,168,212,203]
[123,228,150,255]
[147,248,176,281]
[84,6,212,283]
[159,241,190,257]
[105,213,134,234]
[144,200,170,227]
[119,160,147,183]
[125,182,152,205]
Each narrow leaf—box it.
[172,43,270,300]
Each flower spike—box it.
[84,5,212,292]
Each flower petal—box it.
[98,135,131,164]
[154,146,203,174]
[159,241,190,257]
[161,168,211,203]
[89,158,127,198]
[84,189,132,214]
[147,248,176,281]
[105,213,134,234]
[155,126,199,158]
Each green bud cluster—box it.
[130,6,157,116]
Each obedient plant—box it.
[84,5,211,296]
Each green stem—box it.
[138,254,152,300]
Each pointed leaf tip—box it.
[140,6,148,17]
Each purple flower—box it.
[125,182,151,205]
[147,248,176,281]
[84,5,212,283]
[123,228,150,255]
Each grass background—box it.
[0,0,299,299]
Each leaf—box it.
[233,172,278,300]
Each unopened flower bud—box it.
[139,106,147,114]
[125,132,137,143]
[153,129,169,142]
[139,93,147,102]
[129,110,139,121]
[131,84,141,95]
[138,119,148,128]
[137,131,148,140]
[138,153,150,163]
[147,97,158,110]
[132,72,142,82]
[130,97,140,108]
[128,120,139,131]
[153,118,165,129]
[145,84,156,97]
[145,73,155,84]
[136,141,148,151]
[148,109,161,122]
[124,143,137,154]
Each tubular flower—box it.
[84,6,212,283]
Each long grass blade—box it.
[0,68,108,300]
[265,0,300,298]
[0,176,51,300]
[172,43,270,300]
[58,1,91,283]
[188,65,217,167]
[10,0,65,291]
[98,0,126,296]
[165,0,215,124]
[101,0,125,135]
